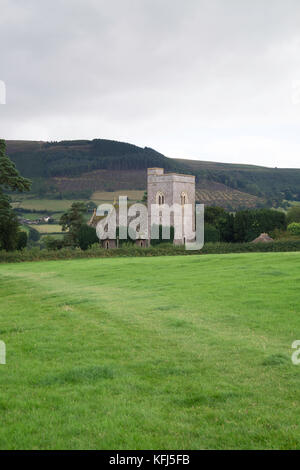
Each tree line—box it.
[204,205,300,243]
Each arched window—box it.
[180,192,188,205]
[156,192,165,205]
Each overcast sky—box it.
[1,0,300,167]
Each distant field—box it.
[11,193,145,217]
[11,185,262,215]
[40,233,64,240]
[0,253,300,449]
[195,181,261,209]
[11,193,145,213]
[12,199,82,212]
[289,201,300,207]
[91,190,144,202]
[18,212,46,220]
[20,225,30,234]
[34,224,63,234]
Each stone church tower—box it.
[147,168,195,245]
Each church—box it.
[89,167,196,248]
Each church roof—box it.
[251,233,274,243]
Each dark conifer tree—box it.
[0,139,31,250]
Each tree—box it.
[284,189,293,201]
[234,210,255,242]
[204,206,226,226]
[218,212,235,242]
[204,206,234,242]
[59,202,87,245]
[204,223,220,243]
[77,225,99,250]
[0,194,20,250]
[86,201,97,212]
[287,206,300,224]
[17,231,28,250]
[234,208,286,242]
[0,139,31,250]
[150,224,175,246]
[0,140,31,192]
[28,226,41,242]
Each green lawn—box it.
[0,253,300,450]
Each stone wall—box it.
[147,168,195,244]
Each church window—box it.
[156,192,165,205]
[181,192,188,205]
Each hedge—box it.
[0,240,300,263]
[201,240,300,254]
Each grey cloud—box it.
[1,0,300,166]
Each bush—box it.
[200,240,300,254]
[44,236,65,250]
[287,206,300,224]
[287,222,300,237]
[270,228,295,240]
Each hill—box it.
[6,139,178,178]
[176,158,300,205]
[6,139,300,209]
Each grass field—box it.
[18,212,48,221]
[34,224,63,234]
[0,253,300,449]
[11,199,81,212]
[39,233,64,241]
[11,191,145,213]
[91,190,144,202]
[20,225,30,234]
[289,201,300,207]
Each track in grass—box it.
[0,252,299,449]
